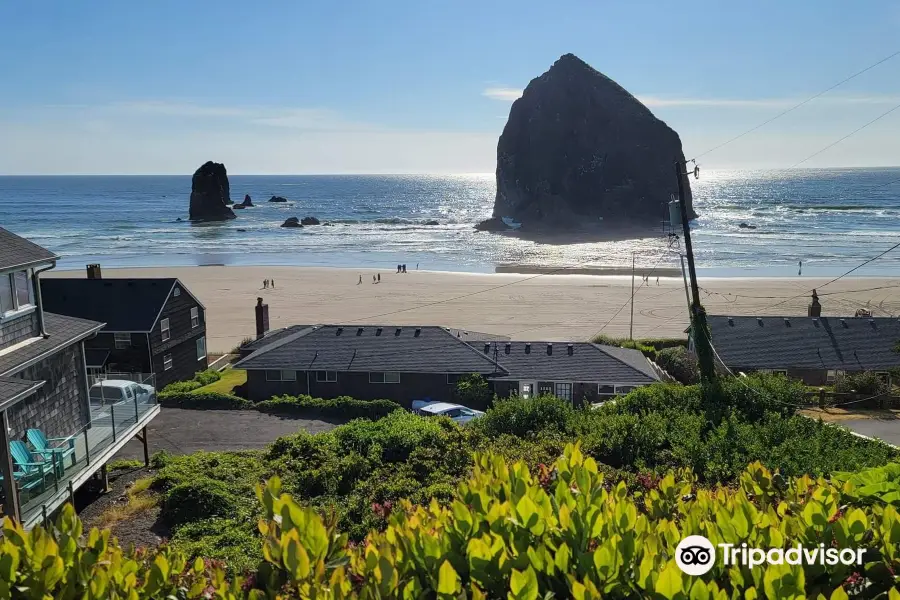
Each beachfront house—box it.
[0,228,159,527]
[234,320,660,406]
[466,341,660,403]
[699,292,900,385]
[41,266,208,389]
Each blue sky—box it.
[1,0,899,174]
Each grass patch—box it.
[108,459,144,471]
[95,476,159,529]
[195,369,246,394]
[800,407,900,422]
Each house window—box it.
[196,336,206,361]
[615,385,636,395]
[316,371,337,382]
[555,383,573,401]
[369,372,400,384]
[114,332,131,349]
[0,270,34,317]
[190,307,200,328]
[598,384,616,397]
[266,370,296,381]
[160,318,170,342]
[173,287,181,297]
[446,374,460,385]
[826,369,845,383]
[163,354,173,371]
[520,383,533,399]
[538,383,554,396]
[773,369,788,376]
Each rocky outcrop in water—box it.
[281,217,302,228]
[484,54,694,232]
[241,194,254,207]
[189,162,236,221]
[269,196,288,203]
[301,216,321,225]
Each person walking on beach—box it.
[271,279,275,288]
[373,275,376,283]
[378,273,381,282]
[798,260,802,276]
[358,275,362,285]
[263,279,268,289]
[656,276,659,286]
[416,263,419,270]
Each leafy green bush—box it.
[254,394,401,420]
[473,394,576,438]
[168,517,262,576]
[193,368,222,386]
[157,390,252,410]
[655,346,700,384]
[454,373,493,410]
[162,477,240,527]
[834,371,891,395]
[160,379,202,394]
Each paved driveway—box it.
[113,407,338,460]
[838,419,900,447]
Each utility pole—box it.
[629,252,635,340]
[675,160,717,383]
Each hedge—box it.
[255,394,402,420]
[157,390,252,410]
[7,445,900,598]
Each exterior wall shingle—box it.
[0,311,38,351]
[7,342,89,441]
[149,291,207,388]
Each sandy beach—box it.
[45,266,900,353]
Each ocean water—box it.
[0,169,898,277]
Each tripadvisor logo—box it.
[675,535,866,575]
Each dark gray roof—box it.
[0,377,44,411]
[707,315,900,371]
[467,341,659,383]
[0,228,58,271]
[234,325,504,374]
[241,325,314,352]
[41,278,178,331]
[0,312,105,377]
[448,329,510,342]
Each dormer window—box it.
[0,269,35,318]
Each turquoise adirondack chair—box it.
[26,429,76,472]
[9,440,53,492]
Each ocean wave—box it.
[784,204,885,211]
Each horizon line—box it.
[2,165,900,177]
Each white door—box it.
[519,381,536,399]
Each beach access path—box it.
[45,266,900,353]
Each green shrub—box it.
[157,390,252,410]
[454,373,493,410]
[834,371,891,395]
[160,379,202,394]
[473,394,575,438]
[162,477,240,527]
[193,368,222,386]
[254,394,401,420]
[655,345,700,384]
[168,517,262,576]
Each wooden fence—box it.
[804,389,900,410]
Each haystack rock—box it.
[483,54,695,232]
[241,194,254,207]
[188,162,236,221]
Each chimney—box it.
[567,343,574,356]
[86,264,102,280]
[504,343,511,354]
[547,343,553,356]
[483,343,490,354]
[255,297,269,339]
[808,289,822,318]
[525,343,531,354]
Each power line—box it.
[786,101,900,169]
[690,49,900,161]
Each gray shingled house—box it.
[701,304,900,386]
[234,323,659,407]
[42,267,208,389]
[0,228,159,527]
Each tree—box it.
[455,373,492,410]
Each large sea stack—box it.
[486,54,694,231]
[189,161,236,221]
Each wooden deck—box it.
[17,400,159,528]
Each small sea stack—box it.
[188,161,236,221]
[480,53,695,233]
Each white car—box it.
[89,380,156,406]
[411,401,484,424]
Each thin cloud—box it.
[482,87,523,101]
[481,88,900,109]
